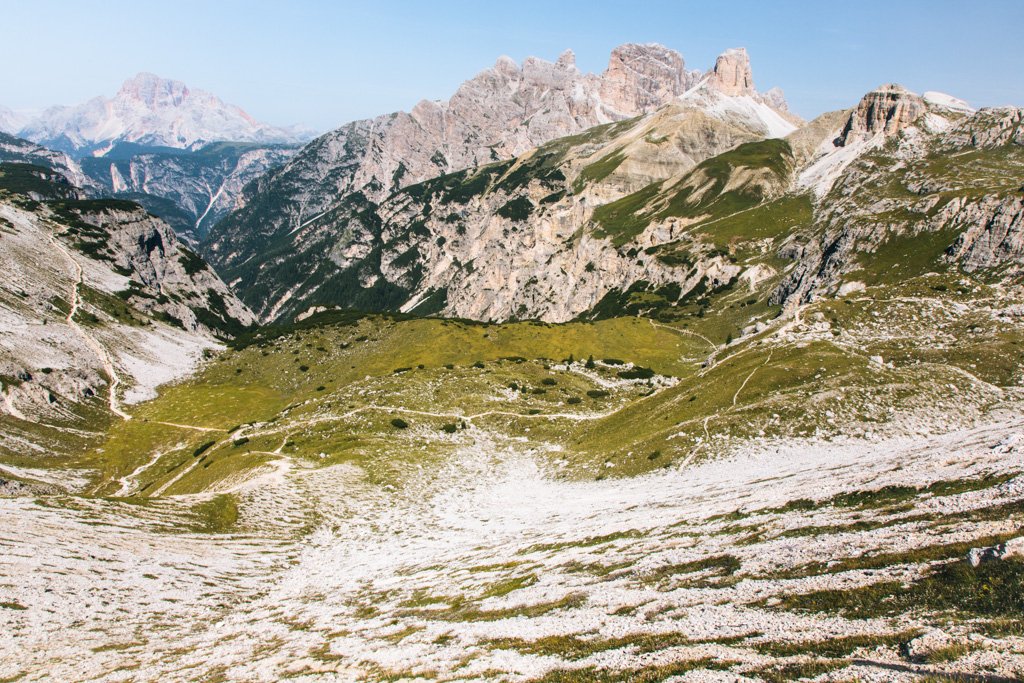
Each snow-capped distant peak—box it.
[923,91,975,113]
[17,73,313,156]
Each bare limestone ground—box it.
[2,408,1024,682]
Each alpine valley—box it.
[2,42,1024,683]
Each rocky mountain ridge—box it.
[0,132,95,191]
[1,129,302,243]
[203,44,799,319]
[13,73,311,156]
[0,166,255,457]
[207,76,1022,328]
[2,75,311,241]
[79,141,302,241]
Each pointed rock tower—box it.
[709,48,755,96]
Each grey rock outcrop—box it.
[967,543,1008,567]
[943,106,1024,148]
[709,48,755,96]
[835,84,926,146]
[944,195,1024,271]
[598,43,696,115]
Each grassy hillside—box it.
[79,253,1022,499]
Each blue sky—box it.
[2,0,1022,131]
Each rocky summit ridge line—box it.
[202,43,799,320]
[1,74,315,242]
[10,72,312,156]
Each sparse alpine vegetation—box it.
[1,39,1024,683]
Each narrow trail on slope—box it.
[217,457,294,495]
[115,445,184,496]
[150,457,203,497]
[677,201,765,236]
[152,421,227,433]
[49,230,130,420]
[733,350,774,407]
[648,319,718,350]
[232,384,684,445]
[699,302,806,375]
[693,349,777,455]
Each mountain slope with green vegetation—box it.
[0,167,255,470]
[3,259,1024,680]
[2,79,1024,682]
[202,83,1023,335]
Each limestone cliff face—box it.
[709,48,755,97]
[775,95,1024,306]
[204,43,798,318]
[598,44,698,115]
[835,84,926,146]
[943,195,1024,271]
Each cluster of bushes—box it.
[617,366,654,380]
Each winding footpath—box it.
[49,229,130,420]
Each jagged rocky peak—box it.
[709,47,755,96]
[117,72,191,109]
[18,73,311,155]
[451,43,696,122]
[598,43,692,116]
[470,49,578,90]
[761,86,790,112]
[835,83,926,146]
[555,48,577,70]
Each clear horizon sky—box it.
[2,0,1022,132]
